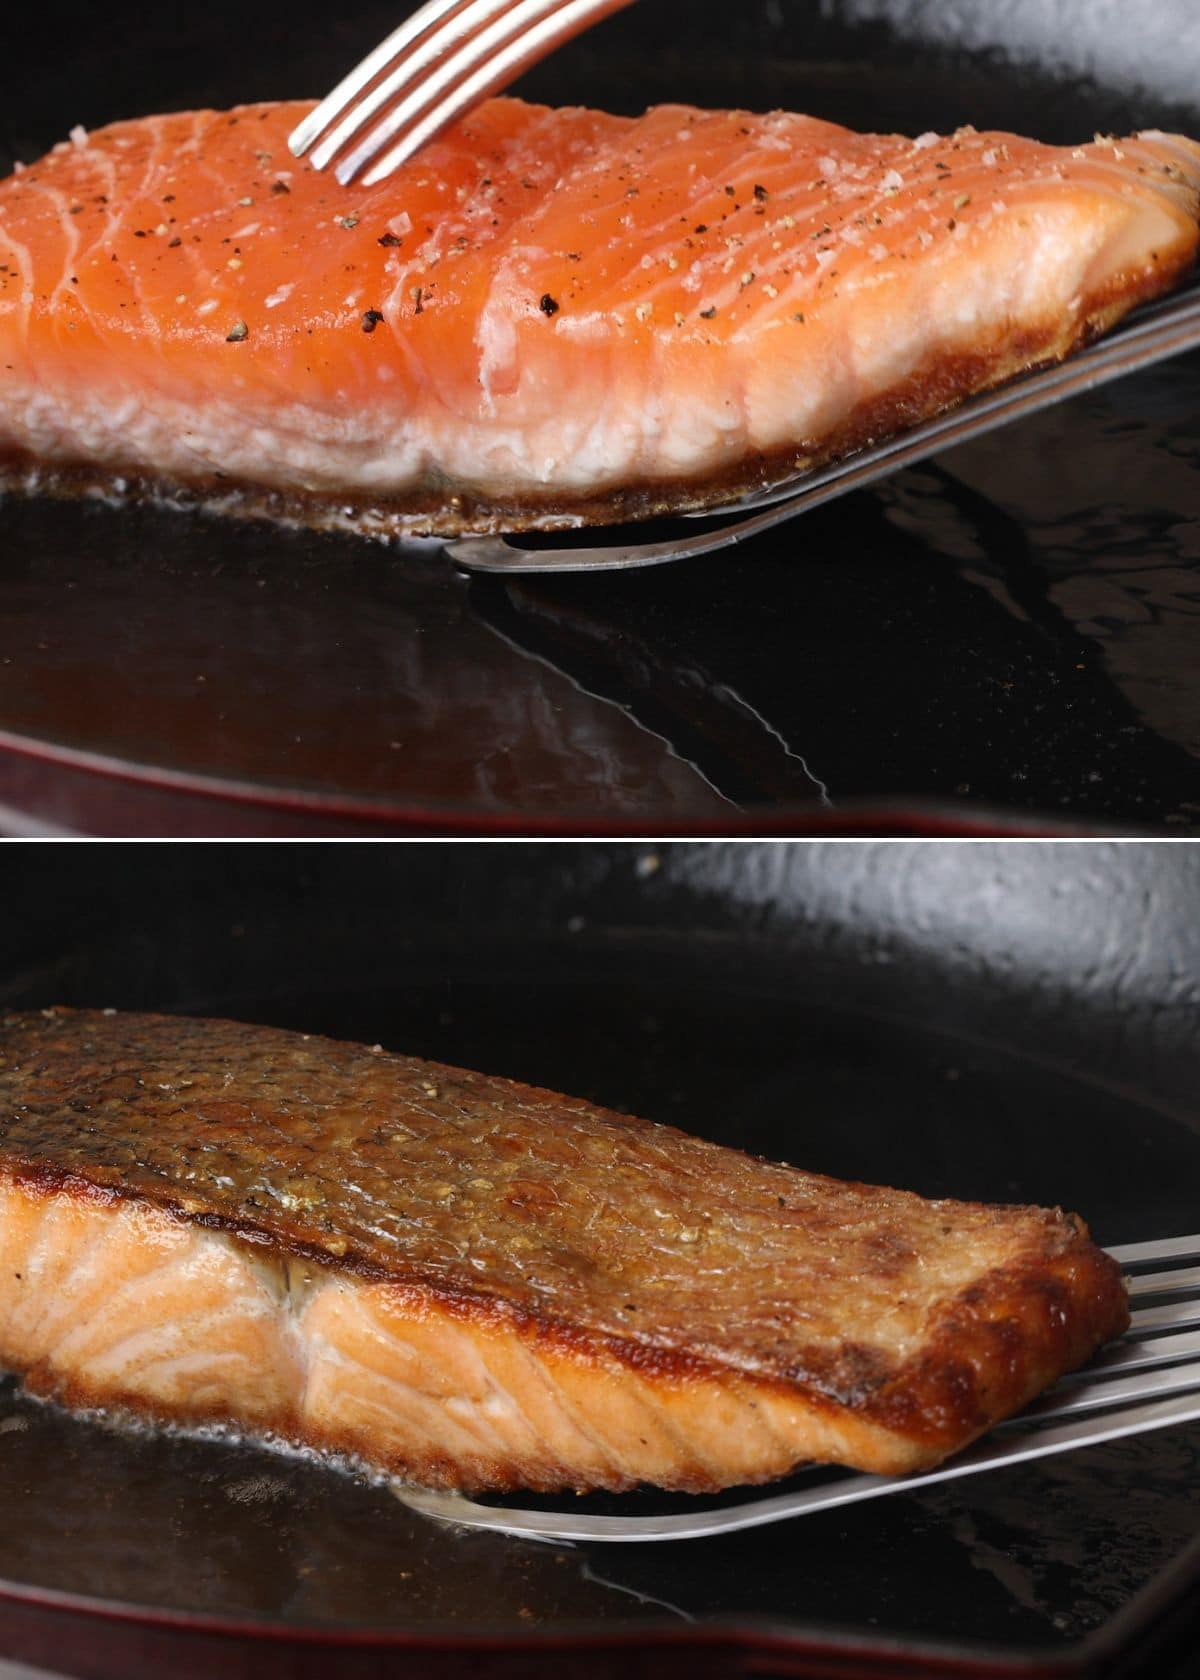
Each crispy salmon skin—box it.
[0,101,1197,537]
[0,1008,1127,1493]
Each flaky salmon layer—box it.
[0,101,1197,536]
[0,1009,1127,1491]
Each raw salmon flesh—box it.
[0,100,1197,537]
[0,1008,1127,1492]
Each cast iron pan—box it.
[1,2,1199,835]
[0,841,1196,1676]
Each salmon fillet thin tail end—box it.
[0,1008,1128,1494]
[0,102,1197,538]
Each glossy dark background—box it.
[0,2,1198,834]
[0,840,1197,1676]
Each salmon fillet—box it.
[0,100,1197,538]
[0,1007,1126,1493]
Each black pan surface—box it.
[0,841,1196,1675]
[0,3,1198,834]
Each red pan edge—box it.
[0,730,1122,839]
[0,1571,1092,1680]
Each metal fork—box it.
[445,278,1200,574]
[395,1231,1200,1542]
[289,0,636,186]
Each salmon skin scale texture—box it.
[0,103,1197,539]
[0,1008,1127,1493]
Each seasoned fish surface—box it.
[0,102,1197,536]
[0,1009,1126,1491]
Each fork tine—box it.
[1129,1297,1200,1335]
[308,0,523,173]
[1108,1233,1200,1268]
[1056,1327,1200,1384]
[998,1357,1200,1427]
[330,0,576,184]
[293,0,635,176]
[351,0,627,187]
[1125,1264,1200,1300]
[289,0,473,158]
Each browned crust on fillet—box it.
[0,1009,1128,1484]
[0,257,1188,540]
[846,1235,1126,1451]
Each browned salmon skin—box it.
[0,1008,1127,1492]
[0,101,1197,537]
